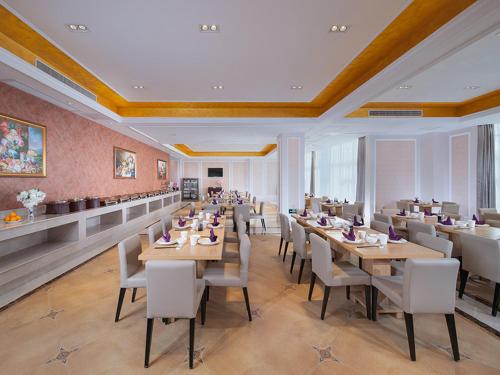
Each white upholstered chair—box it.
[115,234,146,322]
[290,221,311,283]
[372,258,460,361]
[415,232,453,258]
[204,203,221,214]
[370,220,390,234]
[459,233,500,316]
[144,260,206,369]
[234,204,251,234]
[407,221,436,243]
[249,201,266,233]
[373,213,392,225]
[203,234,253,321]
[308,234,371,320]
[147,221,163,247]
[222,215,247,261]
[342,204,358,221]
[279,213,293,261]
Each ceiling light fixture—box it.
[132,85,145,89]
[330,24,348,32]
[212,85,224,90]
[200,24,219,32]
[291,85,303,90]
[397,85,412,89]
[464,85,480,90]
[66,24,89,32]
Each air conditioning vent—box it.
[368,110,423,117]
[35,60,97,101]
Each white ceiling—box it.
[3,0,408,102]
[188,144,266,152]
[374,28,500,102]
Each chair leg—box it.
[201,289,207,325]
[445,314,460,361]
[290,252,297,274]
[320,286,331,320]
[262,218,266,232]
[492,283,500,317]
[206,286,210,302]
[246,222,250,235]
[404,312,416,361]
[189,318,195,369]
[458,270,469,298]
[115,288,126,322]
[131,288,137,303]
[346,286,351,300]
[364,285,371,320]
[298,259,306,284]
[144,318,154,368]
[282,241,289,262]
[279,237,283,255]
[243,287,252,321]
[371,287,378,321]
[308,272,316,301]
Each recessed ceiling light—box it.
[67,101,73,106]
[397,85,412,89]
[66,24,89,32]
[132,85,145,89]
[212,85,224,90]
[200,24,219,32]
[291,85,303,90]
[330,24,348,32]
[464,85,480,90]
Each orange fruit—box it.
[4,217,11,222]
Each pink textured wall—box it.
[0,83,169,210]
[451,134,469,216]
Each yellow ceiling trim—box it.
[347,89,500,118]
[0,1,478,118]
[173,144,277,157]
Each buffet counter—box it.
[0,191,182,308]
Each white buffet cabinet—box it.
[0,191,182,308]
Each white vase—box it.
[26,205,36,221]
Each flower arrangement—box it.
[16,188,46,220]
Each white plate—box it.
[353,224,368,229]
[388,238,407,244]
[4,219,23,224]
[198,237,220,246]
[297,215,311,220]
[342,238,364,244]
[155,238,177,247]
[314,223,333,229]
[184,215,196,219]
[207,223,222,229]
[437,223,457,228]
[476,223,490,227]
[174,225,190,230]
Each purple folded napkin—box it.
[328,208,334,217]
[344,198,349,203]
[300,208,308,217]
[388,226,402,241]
[414,197,419,203]
[162,232,171,242]
[342,227,356,241]
[209,228,218,242]
[326,199,331,204]
[213,216,219,226]
[212,199,218,205]
[424,208,431,216]
[237,199,243,205]
[317,217,328,226]
[353,215,364,227]
[188,208,195,218]
[441,216,453,225]
[178,217,186,227]
[214,210,220,218]
[432,198,439,204]
[472,214,485,225]
[310,194,314,198]
[397,208,406,216]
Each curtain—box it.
[477,124,495,209]
[310,151,316,195]
[356,136,366,202]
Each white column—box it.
[278,133,305,214]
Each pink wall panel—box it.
[451,134,469,216]
[169,159,179,184]
[375,140,416,210]
[0,83,169,210]
[182,161,199,179]
[201,161,229,192]
[232,161,248,192]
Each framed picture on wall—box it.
[114,146,136,179]
[157,159,167,180]
[0,114,47,177]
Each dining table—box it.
[320,202,344,216]
[434,222,500,253]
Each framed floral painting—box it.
[0,114,47,177]
[114,147,136,179]
[157,159,167,179]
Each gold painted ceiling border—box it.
[0,1,478,118]
[173,144,277,157]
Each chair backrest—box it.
[407,220,436,243]
[486,219,500,228]
[415,232,452,258]
[239,234,252,285]
[279,213,291,241]
[310,233,333,285]
[342,204,358,220]
[478,207,497,218]
[234,204,251,221]
[291,221,307,258]
[460,233,500,283]
[160,214,172,234]
[355,201,365,216]
[252,196,257,204]
[258,201,265,215]
[118,234,143,287]
[237,214,247,239]
[373,213,392,225]
[204,203,221,213]
[190,202,195,209]
[397,201,411,211]
[402,258,460,314]
[442,202,460,215]
[321,196,329,201]
[146,260,199,319]
[311,198,322,213]
[380,208,399,215]
[147,221,163,247]
[370,220,390,234]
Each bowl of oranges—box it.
[3,211,23,224]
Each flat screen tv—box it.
[208,168,223,177]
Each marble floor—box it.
[0,205,499,374]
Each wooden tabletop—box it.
[435,223,500,239]
[292,214,443,261]
[139,216,226,261]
